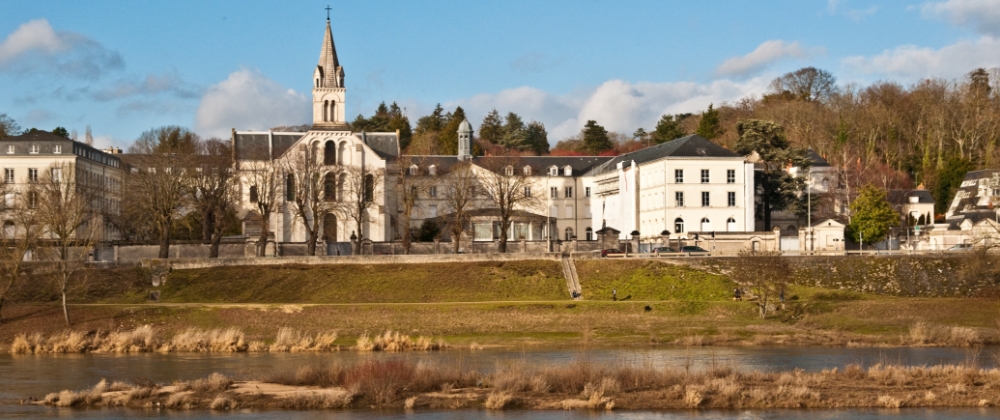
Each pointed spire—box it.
[318,19,342,88]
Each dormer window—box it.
[428,165,437,176]
[549,166,559,176]
[505,166,514,176]
[6,145,13,154]
[563,166,572,176]
[29,144,39,154]
[408,165,418,176]
[523,166,531,176]
[53,144,62,154]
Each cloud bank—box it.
[195,69,310,138]
[0,19,123,79]
[921,0,1000,36]
[843,35,1000,80]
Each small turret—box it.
[457,118,473,160]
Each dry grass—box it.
[38,358,1000,410]
[907,322,985,347]
[355,331,441,351]
[269,328,338,352]
[9,327,438,354]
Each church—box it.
[230,17,757,255]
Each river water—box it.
[3,346,999,419]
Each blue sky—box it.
[2,0,999,148]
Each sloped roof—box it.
[398,155,612,175]
[362,133,399,158]
[805,149,831,167]
[887,189,934,205]
[233,132,307,160]
[587,134,740,176]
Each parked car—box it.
[679,245,709,253]
[652,246,677,254]
[946,243,973,251]
[601,248,623,257]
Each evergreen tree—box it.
[52,126,70,138]
[479,109,503,144]
[848,185,900,244]
[525,121,549,155]
[437,106,466,156]
[499,112,527,150]
[932,157,974,214]
[415,104,446,134]
[696,104,724,140]
[652,114,687,144]
[734,119,809,230]
[386,102,412,150]
[582,120,612,155]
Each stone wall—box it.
[167,252,566,270]
[697,254,997,297]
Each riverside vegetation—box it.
[32,356,1000,410]
[2,259,999,351]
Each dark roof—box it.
[947,169,1000,216]
[3,130,72,142]
[234,133,271,160]
[588,134,740,176]
[272,134,303,158]
[362,133,399,158]
[805,149,831,167]
[887,189,934,205]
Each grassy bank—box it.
[35,358,1000,410]
[1,259,998,350]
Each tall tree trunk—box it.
[258,226,269,257]
[307,237,316,256]
[158,224,170,259]
[62,290,71,326]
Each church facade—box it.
[230,18,756,253]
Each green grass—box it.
[159,261,567,303]
[576,260,736,301]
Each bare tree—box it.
[0,182,43,324]
[279,142,342,256]
[477,155,539,252]
[394,156,430,254]
[191,139,238,258]
[127,126,198,258]
[242,158,280,257]
[36,163,95,325]
[339,165,384,254]
[731,249,791,319]
[441,160,479,254]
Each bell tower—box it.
[312,16,347,130]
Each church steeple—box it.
[316,18,343,88]
[312,15,347,130]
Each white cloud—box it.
[0,19,123,79]
[195,69,310,138]
[715,40,819,77]
[93,72,202,102]
[921,0,1000,36]
[843,36,1000,80]
[450,77,771,142]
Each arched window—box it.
[249,186,258,203]
[364,174,374,202]
[338,142,347,165]
[701,217,712,232]
[565,227,574,241]
[786,225,797,236]
[727,217,736,232]
[585,227,593,241]
[323,213,337,242]
[324,173,336,201]
[564,166,573,176]
[337,173,346,202]
[330,101,337,121]
[408,165,418,176]
[323,100,329,122]
[428,165,437,176]
[324,141,336,165]
[286,174,296,201]
[674,218,684,233]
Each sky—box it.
[2,0,1000,149]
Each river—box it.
[3,346,999,419]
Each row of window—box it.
[673,191,738,207]
[6,144,63,155]
[674,169,736,184]
[672,217,738,233]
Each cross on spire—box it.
[325,5,331,20]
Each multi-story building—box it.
[0,130,124,241]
